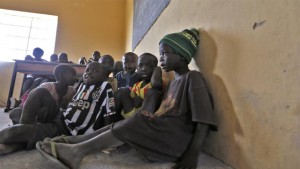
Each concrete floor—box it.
[0,108,233,169]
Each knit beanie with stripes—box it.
[159,28,200,63]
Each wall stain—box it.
[253,20,266,30]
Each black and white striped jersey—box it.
[63,81,116,135]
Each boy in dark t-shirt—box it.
[115,52,140,91]
[0,62,117,155]
[36,28,217,169]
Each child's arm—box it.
[172,122,209,169]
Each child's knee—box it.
[23,88,54,112]
[9,109,22,124]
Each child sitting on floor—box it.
[113,60,123,78]
[115,53,161,118]
[99,54,118,92]
[9,64,77,124]
[0,62,118,155]
[36,28,217,169]
[18,48,50,102]
[115,52,140,91]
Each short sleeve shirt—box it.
[112,71,216,162]
[63,82,117,135]
[116,71,140,90]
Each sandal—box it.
[44,135,70,144]
[36,141,69,169]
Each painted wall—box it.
[125,0,133,53]
[0,0,127,105]
[133,0,300,169]
[0,0,126,61]
[0,62,22,107]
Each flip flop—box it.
[36,141,70,169]
[44,135,70,144]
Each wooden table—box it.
[4,60,86,112]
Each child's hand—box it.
[172,149,198,169]
[118,87,131,95]
[132,93,143,108]
[151,67,163,91]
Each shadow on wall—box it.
[194,29,248,168]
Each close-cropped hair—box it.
[140,53,158,66]
[53,64,76,81]
[123,52,138,60]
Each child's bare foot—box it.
[0,143,25,155]
[115,143,131,154]
[151,67,163,91]
[38,142,83,169]
[44,134,93,144]
[0,144,14,155]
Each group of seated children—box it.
[0,28,217,169]
[0,62,117,154]
[3,47,160,152]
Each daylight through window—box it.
[0,9,58,62]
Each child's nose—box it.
[159,56,164,62]
[141,65,147,70]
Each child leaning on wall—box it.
[0,62,118,155]
[36,28,217,169]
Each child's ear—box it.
[58,73,64,81]
[181,57,188,63]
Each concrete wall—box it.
[0,0,127,105]
[133,0,300,169]
[125,0,133,53]
[0,62,21,107]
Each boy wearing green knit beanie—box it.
[155,28,216,169]
[159,28,200,64]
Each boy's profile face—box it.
[122,54,137,74]
[137,55,157,82]
[61,70,77,86]
[159,43,182,72]
[83,62,105,86]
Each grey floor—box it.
[0,108,233,169]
